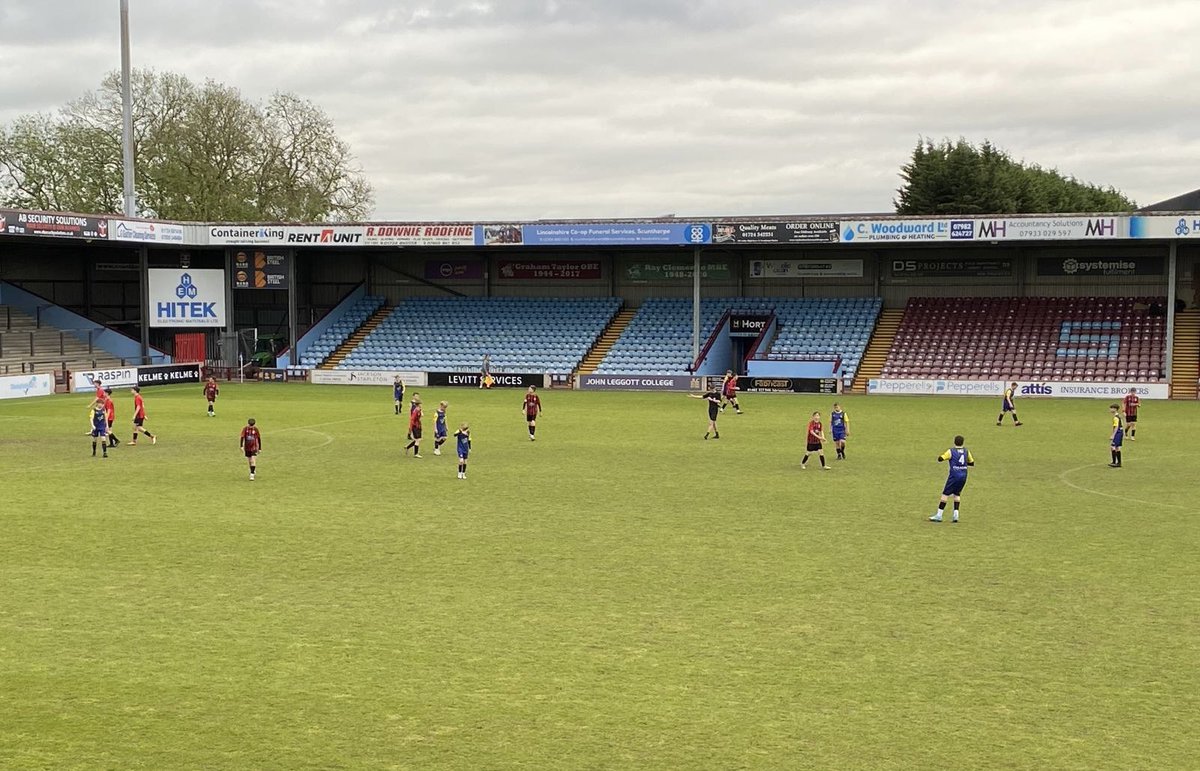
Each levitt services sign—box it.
[147,269,226,327]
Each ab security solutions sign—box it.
[147,269,227,327]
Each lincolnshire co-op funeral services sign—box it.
[484,223,712,246]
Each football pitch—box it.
[1,384,1197,769]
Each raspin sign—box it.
[147,269,227,327]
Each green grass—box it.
[1,384,1197,769]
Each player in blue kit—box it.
[88,397,109,458]
[830,402,849,460]
[455,423,472,479]
[996,381,1023,426]
[1108,404,1124,468]
[929,435,974,523]
[433,401,449,455]
[393,376,405,415]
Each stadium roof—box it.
[1139,188,1200,212]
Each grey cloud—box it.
[2,0,1199,217]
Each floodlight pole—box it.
[120,0,136,218]
[692,246,701,367]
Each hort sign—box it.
[147,269,226,327]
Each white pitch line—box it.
[0,412,362,476]
[1057,457,1187,510]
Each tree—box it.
[895,138,1135,215]
[0,70,374,221]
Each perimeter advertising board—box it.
[136,363,202,386]
[736,376,839,394]
[72,366,139,391]
[71,364,202,392]
[428,372,544,388]
[867,379,1169,399]
[577,374,701,391]
[309,370,426,386]
[0,373,54,399]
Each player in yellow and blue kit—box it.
[88,397,109,458]
[930,435,974,523]
[996,382,1023,426]
[455,423,472,479]
[393,376,405,415]
[433,401,449,455]
[830,403,849,460]
[1108,404,1124,468]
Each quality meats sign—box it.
[0,209,107,239]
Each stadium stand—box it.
[337,297,622,372]
[0,305,124,374]
[881,296,1167,381]
[298,295,386,368]
[594,297,882,378]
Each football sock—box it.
[801,455,809,465]
[714,431,719,439]
[820,456,826,468]
[1115,450,1121,465]
[531,426,536,436]
[953,503,960,520]
[146,431,155,438]
[92,441,97,456]
[1012,414,1019,423]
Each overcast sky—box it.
[2,0,1197,221]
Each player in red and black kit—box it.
[720,370,742,414]
[103,388,120,447]
[405,394,424,457]
[523,386,542,440]
[801,410,828,470]
[1122,387,1140,440]
[204,376,220,416]
[130,386,156,445]
[240,417,261,480]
